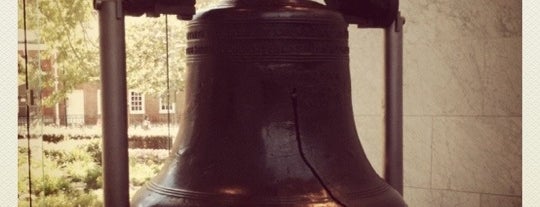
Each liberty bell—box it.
[131,0,407,206]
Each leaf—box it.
[20,0,218,106]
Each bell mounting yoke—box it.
[94,0,196,20]
[94,0,400,24]
[324,0,399,28]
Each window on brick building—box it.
[159,96,175,114]
[129,91,145,114]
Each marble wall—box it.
[345,0,522,206]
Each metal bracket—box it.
[94,0,124,19]
[325,0,399,28]
[395,12,405,32]
[93,0,102,10]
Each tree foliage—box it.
[19,0,99,106]
[125,17,188,96]
[18,0,219,106]
[126,0,221,95]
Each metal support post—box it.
[384,12,405,195]
[97,0,130,206]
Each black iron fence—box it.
[18,113,180,127]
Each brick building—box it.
[18,29,184,126]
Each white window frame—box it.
[159,96,176,114]
[129,91,145,114]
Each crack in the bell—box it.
[290,88,346,207]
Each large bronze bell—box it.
[132,0,406,206]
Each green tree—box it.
[19,0,100,107]
[124,0,220,96]
[125,16,188,96]
[19,0,219,106]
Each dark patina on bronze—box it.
[132,0,406,206]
